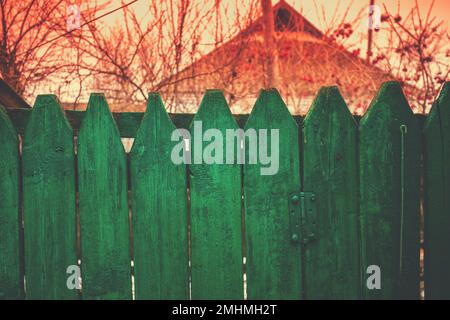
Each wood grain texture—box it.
[359,82,420,299]
[189,90,243,299]
[22,95,77,299]
[303,87,359,299]
[0,105,21,299]
[77,94,131,299]
[244,89,302,299]
[423,82,450,299]
[130,94,189,299]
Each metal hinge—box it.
[288,191,317,244]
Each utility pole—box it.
[261,0,279,88]
[367,0,375,63]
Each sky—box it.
[288,0,450,32]
[289,0,450,55]
[39,0,450,103]
[97,0,450,45]
[88,0,450,69]
[98,0,450,28]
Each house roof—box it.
[242,0,324,37]
[0,79,31,109]
[158,0,397,114]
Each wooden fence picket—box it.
[359,82,421,299]
[423,83,450,299]
[244,89,302,299]
[189,90,243,299]
[302,87,359,299]
[0,105,21,299]
[130,93,189,299]
[22,95,77,299]
[77,94,131,299]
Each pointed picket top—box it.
[79,93,123,148]
[78,93,123,153]
[424,82,450,132]
[360,81,415,127]
[0,104,17,141]
[245,88,296,129]
[25,95,72,138]
[130,92,176,156]
[83,93,116,121]
[23,94,74,181]
[190,90,238,129]
[304,86,355,127]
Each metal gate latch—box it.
[288,191,317,244]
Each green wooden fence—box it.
[0,81,449,300]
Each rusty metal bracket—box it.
[288,191,317,244]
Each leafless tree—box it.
[0,0,108,100]
[66,0,258,112]
[372,0,449,113]
[0,0,63,96]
